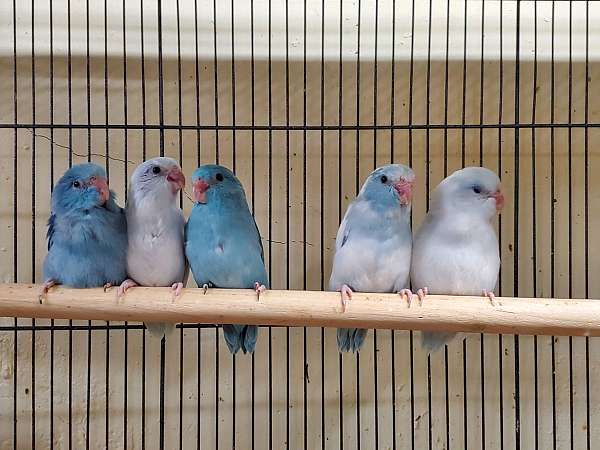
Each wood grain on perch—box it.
[0,283,598,337]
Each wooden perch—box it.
[0,283,599,337]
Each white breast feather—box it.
[126,191,186,287]
[411,214,499,295]
[329,200,411,293]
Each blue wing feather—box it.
[47,213,56,251]
[252,216,265,264]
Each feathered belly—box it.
[329,240,411,293]
[127,238,185,286]
[416,251,499,295]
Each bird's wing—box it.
[47,213,56,251]
[335,205,354,252]
[251,214,265,264]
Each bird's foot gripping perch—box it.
[254,282,267,301]
[339,284,353,313]
[39,279,57,304]
[398,289,414,307]
[117,279,138,297]
[202,284,209,295]
[415,287,428,307]
[171,282,184,302]
[483,289,497,307]
[103,283,113,293]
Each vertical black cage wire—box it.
[0,0,599,449]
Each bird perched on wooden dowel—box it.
[117,157,188,340]
[329,164,415,353]
[185,165,268,355]
[40,163,127,302]
[411,166,504,355]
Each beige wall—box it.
[1,1,600,449]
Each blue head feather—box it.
[52,163,117,214]
[191,164,245,205]
[358,164,415,213]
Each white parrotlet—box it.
[118,157,188,339]
[411,166,504,354]
[329,164,415,353]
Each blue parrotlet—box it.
[329,164,415,353]
[41,163,128,301]
[185,164,268,355]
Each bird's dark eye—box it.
[215,173,224,182]
[152,166,161,174]
[73,181,81,188]
[381,175,388,184]
[472,185,482,194]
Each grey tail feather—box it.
[420,331,457,355]
[337,328,351,352]
[145,322,176,340]
[351,329,368,353]
[337,328,368,353]
[241,325,258,354]
[222,324,241,354]
[221,324,257,355]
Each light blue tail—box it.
[420,331,457,355]
[222,324,258,354]
[337,328,368,353]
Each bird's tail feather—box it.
[241,325,258,354]
[145,322,176,340]
[420,331,458,355]
[337,328,368,353]
[223,324,258,355]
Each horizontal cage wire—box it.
[0,0,599,449]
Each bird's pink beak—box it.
[193,178,210,204]
[491,190,504,211]
[89,176,109,204]
[394,179,413,206]
[166,167,186,193]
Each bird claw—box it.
[416,287,428,307]
[103,283,113,293]
[171,282,184,303]
[38,279,57,304]
[117,279,138,298]
[254,282,266,301]
[340,284,353,313]
[483,289,497,307]
[398,289,414,307]
[202,284,209,295]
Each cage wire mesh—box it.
[0,0,600,448]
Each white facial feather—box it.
[429,166,501,220]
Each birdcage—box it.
[1,0,599,449]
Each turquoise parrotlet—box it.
[40,163,127,300]
[185,165,268,355]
